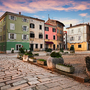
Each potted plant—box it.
[56,63,75,73]
[17,46,25,59]
[29,57,36,62]
[70,46,75,53]
[45,48,52,56]
[85,56,90,77]
[47,52,64,69]
[37,59,47,66]
[23,52,29,61]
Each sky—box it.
[0,0,90,29]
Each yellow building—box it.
[66,24,90,51]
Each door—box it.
[53,44,55,50]
[30,44,33,51]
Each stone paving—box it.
[0,54,90,90]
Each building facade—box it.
[0,12,45,53]
[46,19,65,49]
[66,24,90,51]
[29,18,45,51]
[63,31,67,49]
[45,23,57,50]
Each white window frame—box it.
[22,34,28,40]
[22,18,28,22]
[10,23,15,30]
[9,15,17,20]
[22,25,28,31]
[9,33,16,40]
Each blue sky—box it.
[0,0,90,28]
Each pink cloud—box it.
[0,0,90,16]
[79,13,88,17]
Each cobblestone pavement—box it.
[0,54,90,90]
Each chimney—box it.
[70,24,72,27]
[19,12,21,15]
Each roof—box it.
[48,19,65,27]
[0,11,45,22]
[66,23,89,29]
[45,23,56,27]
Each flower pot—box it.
[23,55,28,61]
[37,60,47,65]
[29,58,36,62]
[47,57,64,69]
[56,64,75,73]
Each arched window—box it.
[30,31,35,38]
[30,23,35,28]
[39,33,43,39]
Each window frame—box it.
[30,23,35,28]
[46,34,48,39]
[45,27,49,31]
[39,25,42,30]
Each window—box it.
[9,15,16,20]
[10,23,15,30]
[30,23,35,28]
[57,36,59,41]
[45,27,49,31]
[57,24,62,28]
[71,29,74,33]
[60,36,63,41]
[22,26,28,31]
[35,44,38,49]
[22,18,27,22]
[70,37,74,41]
[52,28,56,32]
[16,44,22,50]
[0,36,2,41]
[78,28,81,32]
[53,35,55,40]
[40,44,43,48]
[10,34,14,39]
[11,16,14,20]
[57,45,59,48]
[57,29,59,33]
[39,33,43,39]
[3,35,5,40]
[9,33,16,39]
[78,45,81,48]
[60,30,62,34]
[39,25,42,30]
[78,36,81,40]
[46,34,48,39]
[30,32,35,38]
[22,35,27,40]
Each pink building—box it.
[45,23,57,50]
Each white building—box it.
[66,24,90,51]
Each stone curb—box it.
[25,60,90,83]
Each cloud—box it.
[58,18,80,27]
[79,13,88,17]
[0,0,90,16]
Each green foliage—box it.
[46,48,52,52]
[70,46,75,51]
[38,59,46,61]
[50,52,62,58]
[19,47,25,54]
[11,50,14,53]
[60,48,64,53]
[34,53,39,56]
[58,63,73,67]
[27,51,33,56]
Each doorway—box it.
[53,44,55,50]
[30,44,34,51]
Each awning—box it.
[45,41,54,44]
